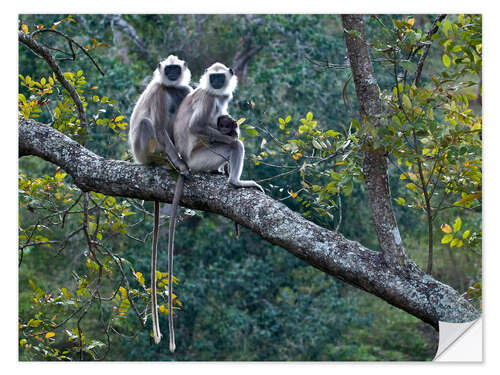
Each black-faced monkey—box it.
[128,55,192,346]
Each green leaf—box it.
[306,112,313,121]
[402,94,412,109]
[28,280,36,290]
[405,183,418,193]
[462,230,470,239]
[441,234,453,244]
[400,60,416,73]
[394,197,405,205]
[244,128,259,137]
[452,217,462,233]
[325,130,340,137]
[442,54,451,67]
[298,125,308,134]
[442,19,452,37]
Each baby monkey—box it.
[217,114,239,138]
[216,114,241,239]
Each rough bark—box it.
[232,45,261,83]
[231,15,263,83]
[19,118,480,328]
[342,15,407,268]
[107,15,153,66]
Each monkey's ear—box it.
[158,62,161,70]
[229,68,234,76]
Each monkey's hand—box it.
[191,121,236,145]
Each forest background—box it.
[16,11,483,362]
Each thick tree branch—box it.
[231,15,264,83]
[342,15,407,268]
[106,15,153,66]
[19,118,479,328]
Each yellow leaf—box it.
[407,18,415,26]
[236,118,246,126]
[289,190,298,198]
[471,121,482,131]
[440,224,452,233]
[45,332,55,339]
[21,24,29,34]
[441,234,453,244]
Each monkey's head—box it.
[156,55,191,87]
[199,62,237,96]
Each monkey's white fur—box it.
[198,62,238,97]
[155,55,192,88]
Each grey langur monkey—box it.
[129,54,192,170]
[128,55,192,346]
[163,62,263,352]
[173,62,263,190]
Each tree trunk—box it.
[342,14,407,269]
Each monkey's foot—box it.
[229,180,264,193]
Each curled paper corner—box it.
[433,317,482,362]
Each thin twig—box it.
[31,28,105,76]
[18,31,88,139]
[413,14,447,86]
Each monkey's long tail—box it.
[168,174,184,353]
[152,201,161,344]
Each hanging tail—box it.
[168,174,185,352]
[151,201,161,344]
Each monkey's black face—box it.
[164,65,181,81]
[209,73,226,89]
